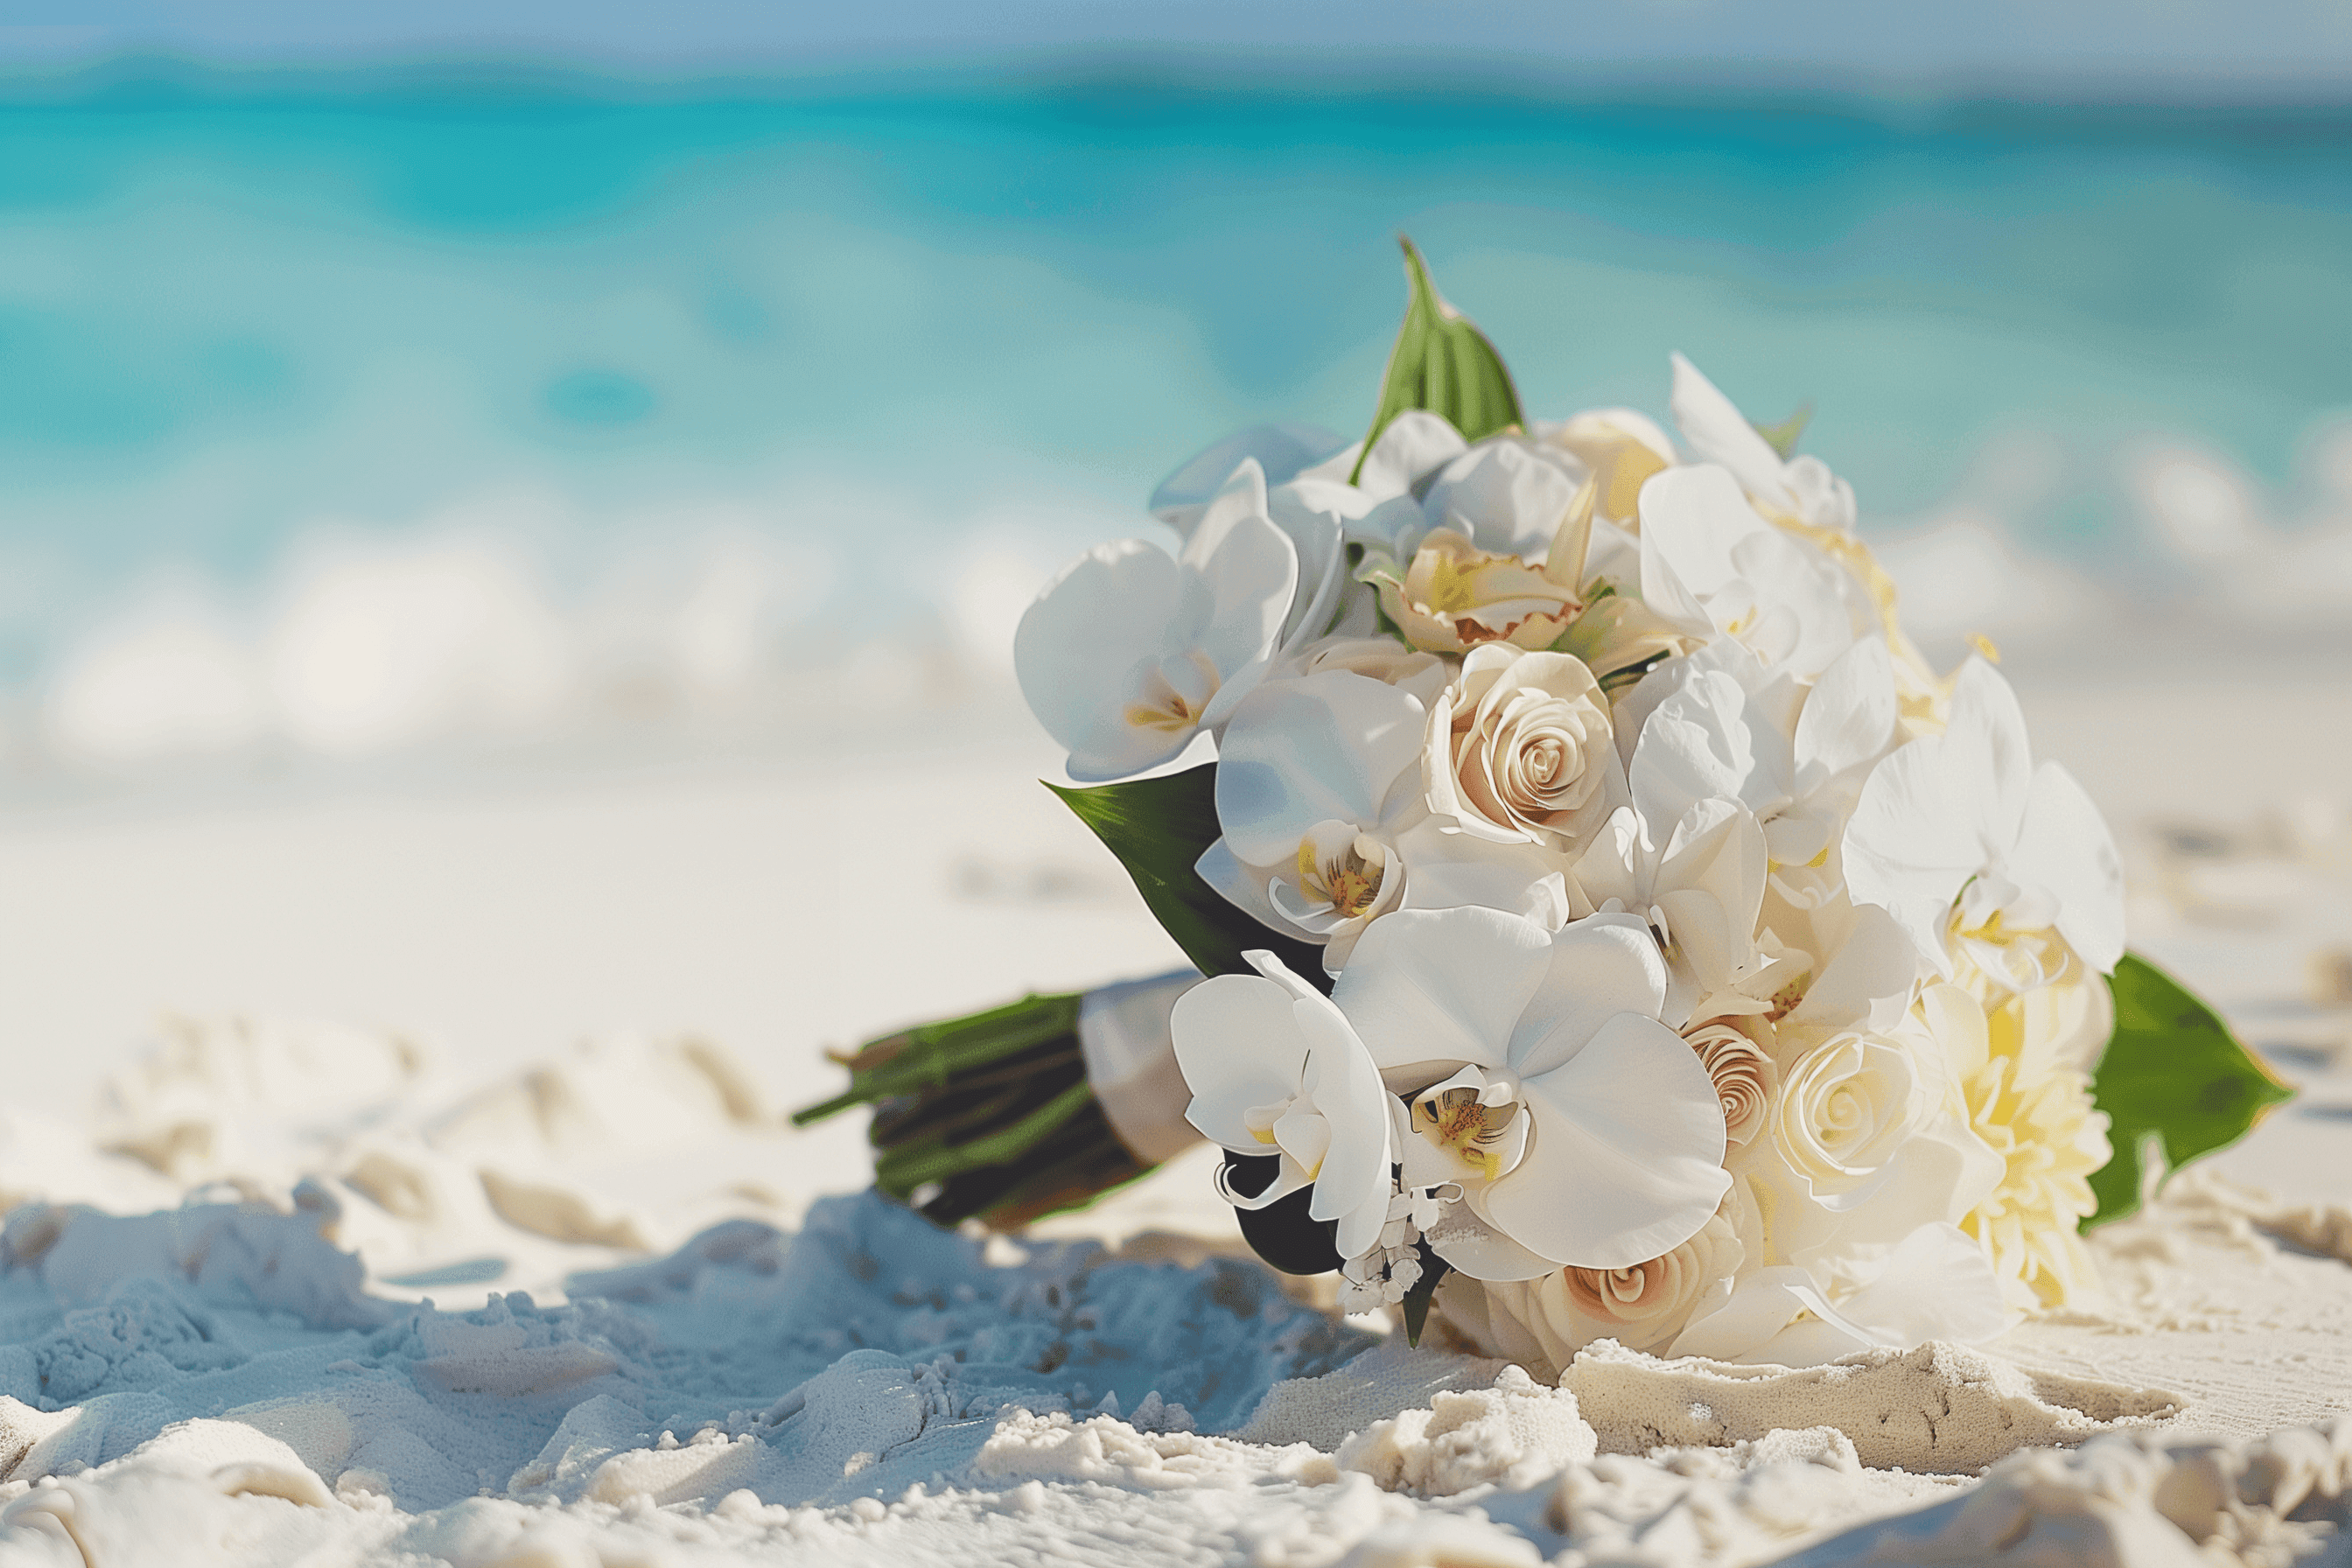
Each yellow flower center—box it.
[1418,1088,1516,1182]
[1297,836,1387,920]
[1423,553,1482,615]
[1121,651,1222,734]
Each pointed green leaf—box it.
[1754,405,1812,459]
[1351,237,1524,481]
[1049,764,1331,988]
[2085,952,2295,1226]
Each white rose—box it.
[1426,644,1615,849]
[1764,1027,1923,1203]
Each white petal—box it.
[1942,656,2034,855]
[1214,672,1427,865]
[1390,819,1564,921]
[1172,975,1311,1151]
[1426,1208,1566,1283]
[1292,998,1396,1256]
[1332,905,1554,1077]
[1151,424,1349,534]
[1786,902,1922,1036]
[1668,353,1796,514]
[1195,839,1312,947]
[1267,484,1350,647]
[1355,410,1467,502]
[1641,464,1771,599]
[1830,1222,2012,1348]
[1667,1264,1819,1362]
[1638,465,1763,610]
[1183,466,1299,682]
[1842,735,1984,974]
[1013,541,1185,771]
[1482,1013,1730,1269]
[1795,635,1898,786]
[1508,914,1669,1076]
[2012,761,2125,974]
[1420,438,1585,560]
[1654,802,1769,1004]
[1632,674,1758,830]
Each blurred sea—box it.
[3,65,2349,779]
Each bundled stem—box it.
[792,990,1152,1230]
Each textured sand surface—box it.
[0,682,2347,1564]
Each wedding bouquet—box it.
[800,242,2287,1368]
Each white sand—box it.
[0,677,2347,1565]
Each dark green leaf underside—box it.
[2086,951,2294,1226]
[1049,763,1329,986]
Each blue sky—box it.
[4,1,2351,97]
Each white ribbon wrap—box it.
[1076,968,1204,1166]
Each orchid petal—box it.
[1508,914,1670,1077]
[1942,657,2034,855]
[1483,1013,1730,1269]
[1795,636,1898,787]
[1214,672,1427,864]
[2013,761,2125,974]
[1425,1208,1566,1283]
[1183,464,1299,682]
[1014,541,1186,773]
[1172,975,1312,1151]
[1639,465,1768,606]
[1421,438,1586,561]
[1151,424,1348,534]
[1843,735,1984,975]
[1354,410,1468,502]
[1668,353,1796,515]
[1333,905,1553,1076]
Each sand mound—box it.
[1565,1339,2182,1473]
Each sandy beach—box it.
[0,665,2345,1565]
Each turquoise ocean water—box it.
[1,67,2348,760]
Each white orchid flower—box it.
[1842,656,2124,981]
[1151,430,1368,659]
[1171,954,1396,1260]
[1669,353,1856,535]
[1015,458,1298,781]
[1334,906,1731,1278]
[1637,465,1872,684]
[1199,668,1564,970]
[1616,635,1900,905]
[1572,685,1770,1026]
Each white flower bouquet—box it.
[800,242,2287,1368]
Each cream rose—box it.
[1767,1027,1926,1202]
[1684,1021,1776,1148]
[1425,644,1614,847]
[1446,1200,1746,1369]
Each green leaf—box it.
[2085,952,2295,1225]
[1400,1249,1452,1348]
[1350,236,1524,482]
[1049,764,1331,988]
[1753,405,1812,459]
